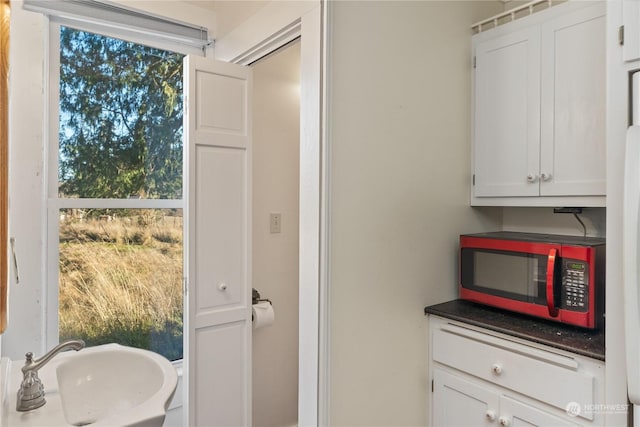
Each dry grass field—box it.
[58,211,183,361]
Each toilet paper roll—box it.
[252,301,275,329]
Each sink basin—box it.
[5,343,178,427]
[56,344,178,426]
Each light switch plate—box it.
[270,213,281,234]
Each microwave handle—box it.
[546,248,559,318]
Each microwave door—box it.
[463,249,547,304]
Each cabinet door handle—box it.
[541,172,552,182]
[526,174,538,183]
[491,363,503,375]
[485,410,497,422]
[499,416,510,426]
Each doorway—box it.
[211,4,324,424]
[251,39,301,427]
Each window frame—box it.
[45,19,186,362]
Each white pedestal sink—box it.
[2,344,177,427]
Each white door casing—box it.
[623,125,640,405]
[623,0,640,63]
[184,55,252,426]
[214,5,326,425]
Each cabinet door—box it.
[473,26,540,197]
[539,4,606,196]
[500,395,580,427]
[433,368,500,426]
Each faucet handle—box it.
[16,366,46,411]
[16,341,85,412]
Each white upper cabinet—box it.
[471,2,606,207]
[539,6,606,197]
[474,26,541,198]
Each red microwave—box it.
[459,232,605,329]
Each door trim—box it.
[216,3,329,426]
[230,19,301,66]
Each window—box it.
[49,23,185,361]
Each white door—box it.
[473,26,541,198]
[432,368,499,426]
[184,55,252,426]
[539,3,606,196]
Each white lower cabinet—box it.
[433,368,497,426]
[428,316,605,426]
[433,369,578,427]
[501,395,578,427]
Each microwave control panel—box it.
[561,259,588,312]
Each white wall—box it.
[252,40,301,427]
[502,207,606,237]
[6,1,49,360]
[326,2,503,425]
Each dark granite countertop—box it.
[424,299,605,361]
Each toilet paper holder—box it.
[252,288,272,306]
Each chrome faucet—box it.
[16,339,85,412]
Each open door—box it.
[184,55,252,426]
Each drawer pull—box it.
[499,416,510,426]
[485,410,497,422]
[491,363,503,375]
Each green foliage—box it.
[58,27,184,199]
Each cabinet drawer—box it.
[432,323,594,418]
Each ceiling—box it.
[182,0,511,39]
[182,0,268,39]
